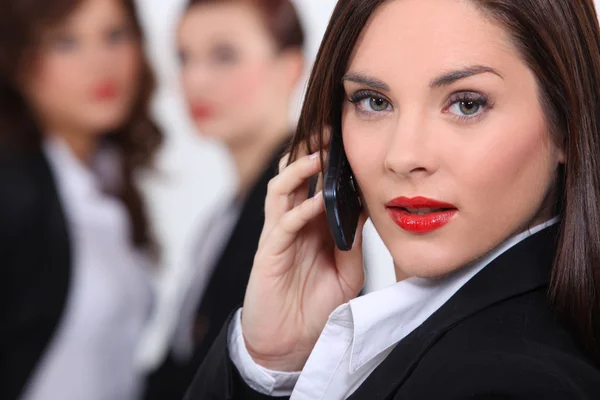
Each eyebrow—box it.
[430,65,503,88]
[342,73,390,91]
[342,65,503,92]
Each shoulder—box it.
[402,290,600,398]
[400,287,600,399]
[0,143,56,241]
[403,349,600,399]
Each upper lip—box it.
[386,196,457,210]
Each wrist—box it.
[244,337,309,372]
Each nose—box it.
[384,113,438,179]
[182,60,213,92]
[87,39,130,76]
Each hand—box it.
[241,142,367,372]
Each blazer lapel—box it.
[348,225,559,400]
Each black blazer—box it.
[0,145,72,400]
[184,225,600,399]
[144,145,285,400]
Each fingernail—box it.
[310,152,320,160]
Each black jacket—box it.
[144,145,284,400]
[184,225,600,399]
[0,145,72,400]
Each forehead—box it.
[60,0,129,29]
[348,0,515,81]
[179,3,271,47]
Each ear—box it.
[276,48,305,92]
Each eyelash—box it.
[347,89,491,122]
[443,91,490,122]
[348,89,392,116]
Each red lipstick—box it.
[92,81,119,101]
[386,196,457,234]
[190,103,214,121]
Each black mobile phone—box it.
[323,127,362,251]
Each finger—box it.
[278,152,291,174]
[265,153,322,225]
[272,152,321,196]
[263,153,322,235]
[293,178,310,208]
[266,191,325,257]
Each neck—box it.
[229,115,290,201]
[47,128,98,164]
[394,265,410,282]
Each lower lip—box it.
[93,84,119,101]
[387,208,457,233]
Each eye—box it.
[178,49,189,66]
[211,44,238,65]
[365,97,391,112]
[349,90,393,114]
[50,34,78,52]
[449,100,481,116]
[445,92,489,120]
[107,26,132,44]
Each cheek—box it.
[226,61,271,109]
[342,112,391,213]
[29,56,88,106]
[452,116,557,227]
[113,46,142,96]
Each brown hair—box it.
[0,0,162,253]
[288,0,600,364]
[185,0,305,51]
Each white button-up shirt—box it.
[23,138,153,400]
[229,218,560,400]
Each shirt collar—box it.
[43,136,122,201]
[43,136,99,202]
[347,217,560,374]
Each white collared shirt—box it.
[22,138,153,400]
[229,217,560,400]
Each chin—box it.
[195,125,241,147]
[92,119,127,134]
[192,121,217,137]
[87,110,131,133]
[388,240,468,279]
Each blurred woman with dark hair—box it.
[185,0,600,399]
[143,0,305,398]
[0,0,162,398]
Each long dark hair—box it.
[0,0,162,253]
[288,0,600,364]
[185,0,305,52]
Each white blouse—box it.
[22,138,154,400]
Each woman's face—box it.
[178,3,296,146]
[22,0,141,137]
[342,0,564,278]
